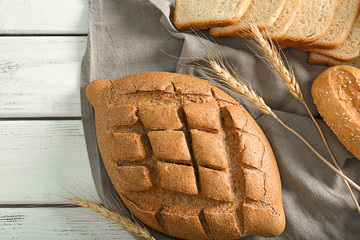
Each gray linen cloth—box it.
[80,0,360,239]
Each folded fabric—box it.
[80,0,360,239]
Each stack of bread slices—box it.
[174,0,360,68]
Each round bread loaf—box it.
[86,72,285,239]
[312,65,360,160]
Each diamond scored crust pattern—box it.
[87,72,284,239]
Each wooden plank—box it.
[0,0,88,34]
[0,37,86,117]
[0,120,99,204]
[0,208,135,239]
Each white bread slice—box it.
[173,0,253,31]
[307,14,360,61]
[264,0,302,40]
[209,0,286,37]
[308,53,360,68]
[279,0,339,43]
[303,0,360,49]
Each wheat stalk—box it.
[248,24,360,214]
[248,25,303,101]
[71,197,155,240]
[209,60,271,115]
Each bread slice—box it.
[209,0,286,37]
[278,0,339,43]
[308,53,360,67]
[304,0,360,49]
[306,14,360,61]
[263,0,301,40]
[312,65,360,160]
[173,0,253,31]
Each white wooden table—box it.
[0,0,135,239]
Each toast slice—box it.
[303,0,360,49]
[264,0,302,41]
[308,53,360,68]
[307,14,360,61]
[209,0,286,37]
[278,0,339,43]
[174,0,253,31]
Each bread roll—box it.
[312,65,360,160]
[86,72,285,239]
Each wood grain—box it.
[0,37,86,117]
[0,0,88,34]
[0,208,135,239]
[0,120,99,204]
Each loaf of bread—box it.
[86,72,285,239]
[312,65,360,160]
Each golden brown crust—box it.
[161,206,209,240]
[121,195,164,232]
[110,132,149,162]
[243,168,265,201]
[174,18,239,32]
[106,105,138,126]
[138,105,183,130]
[203,206,242,240]
[184,103,221,133]
[157,161,199,195]
[312,65,360,160]
[308,53,338,66]
[116,166,153,192]
[86,71,285,239]
[198,166,234,202]
[191,129,228,169]
[148,130,192,163]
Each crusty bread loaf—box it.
[263,0,301,41]
[306,14,360,62]
[312,66,360,160]
[302,0,360,49]
[173,0,253,31]
[278,0,339,44]
[86,72,285,239]
[308,53,360,68]
[209,0,286,37]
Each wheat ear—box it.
[205,56,360,193]
[71,197,155,240]
[249,24,360,214]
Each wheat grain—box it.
[71,197,155,240]
[208,59,272,115]
[249,24,303,101]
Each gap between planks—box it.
[0,117,82,121]
[0,34,87,37]
[0,204,79,208]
